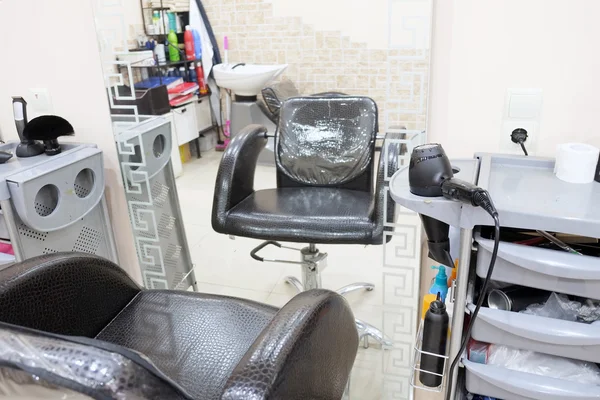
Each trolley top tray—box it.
[389,158,480,228]
[390,153,599,237]
[474,153,599,237]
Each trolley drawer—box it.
[464,359,600,400]
[475,234,600,300]
[469,304,600,363]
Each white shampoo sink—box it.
[213,63,288,96]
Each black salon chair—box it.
[0,253,358,400]
[212,96,401,347]
[260,79,347,123]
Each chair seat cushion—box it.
[96,291,278,400]
[222,188,376,243]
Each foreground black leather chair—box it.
[0,253,358,400]
[212,96,401,348]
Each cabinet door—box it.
[172,103,198,146]
[195,98,212,132]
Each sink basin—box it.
[213,63,288,96]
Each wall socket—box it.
[500,88,543,155]
[28,88,53,117]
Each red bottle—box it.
[184,26,195,60]
[196,63,208,94]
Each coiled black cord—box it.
[444,191,500,400]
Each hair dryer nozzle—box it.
[420,215,454,268]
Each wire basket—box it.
[410,320,449,393]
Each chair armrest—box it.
[0,253,141,337]
[222,289,358,400]
[372,131,403,243]
[212,125,268,232]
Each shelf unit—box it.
[118,55,207,87]
[390,153,600,399]
[140,0,190,41]
[116,1,218,163]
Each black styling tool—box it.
[12,97,44,158]
[22,115,74,156]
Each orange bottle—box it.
[196,63,208,94]
[448,259,458,287]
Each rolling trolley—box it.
[0,142,119,267]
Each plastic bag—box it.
[521,292,579,321]
[488,344,600,385]
[578,298,600,323]
[520,292,600,323]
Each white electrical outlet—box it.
[500,120,539,155]
[28,88,53,117]
[500,88,543,155]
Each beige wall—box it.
[0,0,141,281]
[203,0,431,132]
[428,0,600,158]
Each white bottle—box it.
[154,44,166,65]
[158,11,165,35]
[176,14,182,33]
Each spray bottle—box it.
[429,265,448,302]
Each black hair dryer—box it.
[409,144,456,268]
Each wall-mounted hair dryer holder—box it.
[6,147,104,232]
[0,141,117,265]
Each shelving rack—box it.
[140,0,190,42]
[390,153,600,399]
[119,56,208,88]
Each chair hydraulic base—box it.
[250,241,393,349]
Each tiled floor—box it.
[176,149,389,399]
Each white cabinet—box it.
[172,101,198,146]
[194,98,213,132]
[164,96,213,179]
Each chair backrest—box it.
[275,96,378,191]
[261,79,301,122]
[0,323,190,400]
[0,253,141,337]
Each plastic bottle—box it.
[429,266,449,302]
[158,11,165,35]
[184,26,195,61]
[196,63,208,94]
[421,294,437,320]
[189,63,197,83]
[448,258,458,287]
[167,30,180,62]
[175,14,182,33]
[154,43,166,65]
[167,12,177,33]
[419,293,449,388]
[179,66,187,81]
[167,67,176,77]
[192,29,202,60]
[152,11,160,34]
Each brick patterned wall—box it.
[203,0,430,132]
